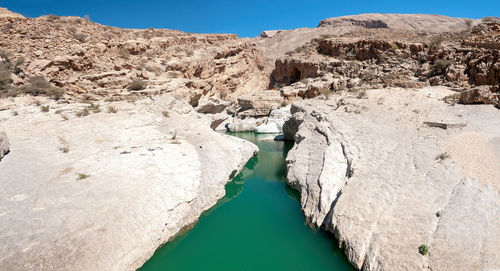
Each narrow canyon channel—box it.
[139,133,355,271]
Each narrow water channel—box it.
[139,133,354,271]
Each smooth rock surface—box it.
[0,95,257,271]
[226,117,265,132]
[285,87,500,271]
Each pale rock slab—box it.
[255,106,291,133]
[285,87,500,271]
[0,95,257,271]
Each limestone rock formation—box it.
[237,90,283,117]
[1,7,500,271]
[268,22,500,106]
[254,106,291,133]
[0,8,24,19]
[0,95,257,271]
[318,14,478,32]
[256,14,477,61]
[458,86,500,105]
[0,13,267,102]
[226,117,265,132]
[285,87,500,271]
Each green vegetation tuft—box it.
[40,105,50,112]
[431,59,454,75]
[76,173,90,180]
[435,152,450,161]
[418,244,429,255]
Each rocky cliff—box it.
[0,95,257,270]
[284,87,500,270]
[0,12,267,102]
[269,23,500,107]
[1,8,500,271]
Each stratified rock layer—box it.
[285,87,500,271]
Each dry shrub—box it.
[67,26,77,34]
[0,62,12,90]
[107,106,118,113]
[2,22,14,32]
[118,47,131,59]
[22,76,65,99]
[71,18,83,24]
[431,59,454,75]
[428,36,444,54]
[74,33,87,43]
[127,79,146,91]
[46,15,60,22]
[0,60,18,97]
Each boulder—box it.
[196,102,228,114]
[255,106,291,133]
[459,86,499,105]
[226,117,265,132]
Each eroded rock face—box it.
[269,22,500,101]
[459,86,500,105]
[285,87,500,271]
[237,90,283,117]
[318,14,478,32]
[0,95,257,271]
[254,106,291,133]
[0,131,9,160]
[0,14,267,101]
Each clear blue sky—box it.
[1,0,498,37]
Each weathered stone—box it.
[459,86,499,104]
[196,103,227,114]
[285,87,500,271]
[0,95,257,271]
[226,117,265,132]
[237,90,283,117]
[255,106,291,133]
[260,30,281,38]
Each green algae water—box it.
[139,133,354,271]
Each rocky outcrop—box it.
[463,22,500,49]
[226,117,265,132]
[270,58,321,86]
[0,95,257,271]
[458,86,500,105]
[0,8,24,19]
[318,14,478,32]
[285,87,500,271]
[260,30,281,38]
[269,26,500,100]
[256,14,479,61]
[0,13,267,101]
[0,131,9,160]
[254,106,291,133]
[237,90,283,117]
